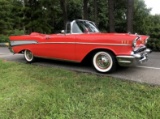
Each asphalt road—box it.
[0,47,160,85]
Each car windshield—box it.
[71,20,100,34]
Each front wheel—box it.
[93,51,117,73]
[24,50,34,63]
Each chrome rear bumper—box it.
[116,48,152,67]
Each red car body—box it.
[9,19,151,73]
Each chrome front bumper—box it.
[116,48,152,67]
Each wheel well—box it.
[82,49,116,63]
[19,49,31,54]
[19,50,25,54]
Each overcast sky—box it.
[144,0,160,15]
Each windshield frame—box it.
[69,20,100,34]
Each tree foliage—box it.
[0,0,160,51]
[0,0,13,34]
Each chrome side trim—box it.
[76,42,130,46]
[10,40,131,47]
[39,42,76,44]
[39,42,131,46]
[10,40,38,46]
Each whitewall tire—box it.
[93,51,116,73]
[24,50,34,63]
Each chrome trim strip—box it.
[76,42,130,46]
[39,42,76,44]
[11,40,131,47]
[39,42,131,46]
[11,40,38,46]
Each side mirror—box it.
[61,30,65,34]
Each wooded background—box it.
[0,0,160,51]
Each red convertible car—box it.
[9,19,151,73]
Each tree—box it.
[94,0,98,25]
[11,0,25,32]
[108,0,115,32]
[133,0,151,34]
[83,0,89,19]
[60,0,68,28]
[0,0,13,35]
[127,0,134,33]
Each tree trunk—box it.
[22,0,26,33]
[83,0,89,19]
[108,0,115,32]
[94,0,98,25]
[60,0,67,28]
[127,0,134,33]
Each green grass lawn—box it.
[0,59,160,119]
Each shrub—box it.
[0,35,9,43]
[147,38,160,51]
[0,29,25,43]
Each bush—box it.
[0,35,9,43]
[0,29,25,43]
[147,38,160,51]
[10,29,25,35]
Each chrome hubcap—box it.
[96,54,110,69]
[26,50,33,60]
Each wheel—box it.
[24,50,34,63]
[92,51,117,73]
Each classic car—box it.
[9,19,151,73]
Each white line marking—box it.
[137,66,160,70]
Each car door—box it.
[35,34,76,62]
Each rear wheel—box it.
[92,51,117,73]
[24,50,34,63]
